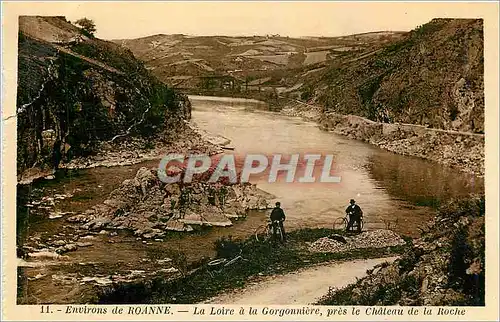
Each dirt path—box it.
[204,257,398,305]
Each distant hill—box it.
[113,31,405,90]
[115,19,483,134]
[17,16,190,180]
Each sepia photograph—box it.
[1,1,499,320]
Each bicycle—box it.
[333,214,364,232]
[206,250,247,277]
[254,220,285,243]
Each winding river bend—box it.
[17,96,484,304]
[189,96,484,236]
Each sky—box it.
[5,1,496,39]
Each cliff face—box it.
[311,19,484,133]
[16,16,191,180]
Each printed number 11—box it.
[40,305,51,313]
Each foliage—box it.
[75,17,96,37]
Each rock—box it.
[309,230,405,253]
[49,212,63,219]
[28,273,46,281]
[329,234,347,244]
[164,219,191,232]
[28,251,69,260]
[76,242,93,247]
[56,243,78,254]
[72,168,273,236]
[51,240,67,246]
[67,214,92,223]
[156,258,172,265]
[51,274,77,285]
[180,209,232,227]
[81,276,112,285]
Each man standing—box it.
[346,199,363,233]
[270,202,286,242]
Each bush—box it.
[214,236,240,258]
[75,18,96,37]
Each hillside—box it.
[113,32,405,93]
[305,18,484,133]
[110,19,484,175]
[115,19,483,134]
[16,16,191,182]
[317,196,485,306]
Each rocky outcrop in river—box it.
[67,167,273,238]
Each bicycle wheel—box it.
[333,217,348,230]
[208,258,227,267]
[277,226,285,243]
[254,224,270,242]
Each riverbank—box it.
[17,226,408,304]
[316,196,485,306]
[18,122,224,185]
[98,228,408,304]
[205,257,398,305]
[280,99,484,176]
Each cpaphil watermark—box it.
[157,153,341,184]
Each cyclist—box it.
[346,199,363,233]
[270,202,286,242]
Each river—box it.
[16,95,484,304]
[189,95,484,236]
[17,95,484,254]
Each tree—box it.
[75,18,96,37]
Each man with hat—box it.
[346,199,363,233]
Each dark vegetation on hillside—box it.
[16,17,190,177]
[314,19,484,133]
[118,19,483,135]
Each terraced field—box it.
[113,32,405,91]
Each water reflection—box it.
[366,153,484,208]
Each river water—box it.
[18,96,484,263]
[189,96,484,236]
